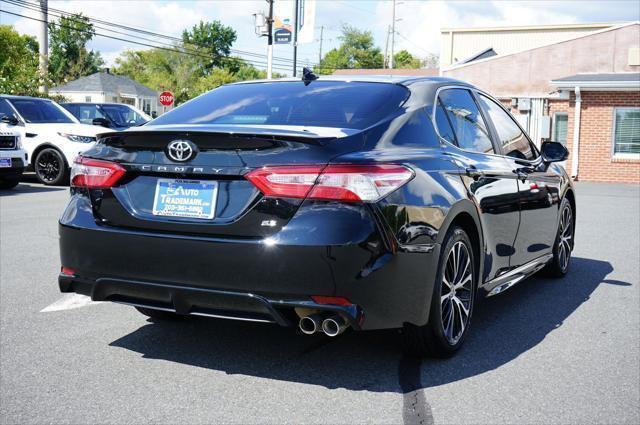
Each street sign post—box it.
[159,91,174,107]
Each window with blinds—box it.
[613,108,640,156]
[553,113,568,145]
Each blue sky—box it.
[1,0,639,74]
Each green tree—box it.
[114,48,196,104]
[182,20,237,76]
[317,25,383,74]
[0,25,41,95]
[48,13,104,85]
[393,50,421,69]
[114,49,276,104]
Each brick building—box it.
[442,22,640,183]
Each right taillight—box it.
[245,164,414,202]
[70,156,126,189]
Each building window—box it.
[85,96,92,102]
[613,108,640,158]
[553,113,568,145]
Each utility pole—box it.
[292,0,299,77]
[38,0,48,93]
[266,0,274,79]
[318,25,324,65]
[389,0,396,69]
[383,25,391,69]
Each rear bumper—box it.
[59,195,441,330]
[59,274,364,329]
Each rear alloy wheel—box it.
[35,148,68,185]
[545,198,574,277]
[403,226,476,358]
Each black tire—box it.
[402,226,477,358]
[0,177,20,189]
[34,148,68,185]
[135,306,186,321]
[545,197,574,277]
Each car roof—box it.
[231,75,473,87]
[61,102,132,106]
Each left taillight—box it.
[70,156,126,189]
[245,164,414,202]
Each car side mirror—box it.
[540,141,569,163]
[92,117,111,128]
[1,115,19,126]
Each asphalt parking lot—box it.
[1,178,638,424]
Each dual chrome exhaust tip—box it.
[299,313,349,337]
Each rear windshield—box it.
[8,98,75,124]
[151,81,409,129]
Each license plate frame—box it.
[152,178,218,220]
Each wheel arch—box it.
[437,200,484,286]
[32,143,68,167]
[563,188,576,247]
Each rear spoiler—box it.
[98,130,341,150]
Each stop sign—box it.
[159,91,174,106]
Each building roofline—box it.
[441,21,621,34]
[443,21,640,72]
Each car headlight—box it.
[15,135,22,149]
[57,132,97,143]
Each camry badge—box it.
[166,140,196,162]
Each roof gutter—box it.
[571,86,581,179]
[551,80,640,91]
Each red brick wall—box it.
[549,91,640,183]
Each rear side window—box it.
[435,99,456,144]
[437,89,494,154]
[478,94,537,160]
[152,81,409,130]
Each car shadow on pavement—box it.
[110,256,629,394]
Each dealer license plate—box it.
[0,158,11,168]
[152,179,218,219]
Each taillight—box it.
[245,164,414,202]
[70,156,126,189]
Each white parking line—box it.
[40,294,103,312]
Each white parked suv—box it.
[0,120,27,189]
[0,95,103,185]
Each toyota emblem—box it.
[166,140,197,162]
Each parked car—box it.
[0,95,103,185]
[0,119,27,189]
[57,75,575,357]
[61,102,150,131]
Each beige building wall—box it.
[442,23,640,97]
[440,22,616,67]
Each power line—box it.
[0,8,297,72]
[394,31,435,55]
[3,0,314,67]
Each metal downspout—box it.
[571,86,581,179]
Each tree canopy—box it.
[317,25,383,74]
[393,50,421,69]
[0,25,41,95]
[114,20,280,105]
[48,13,104,85]
[181,20,238,75]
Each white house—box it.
[50,69,169,117]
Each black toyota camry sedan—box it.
[58,74,575,357]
